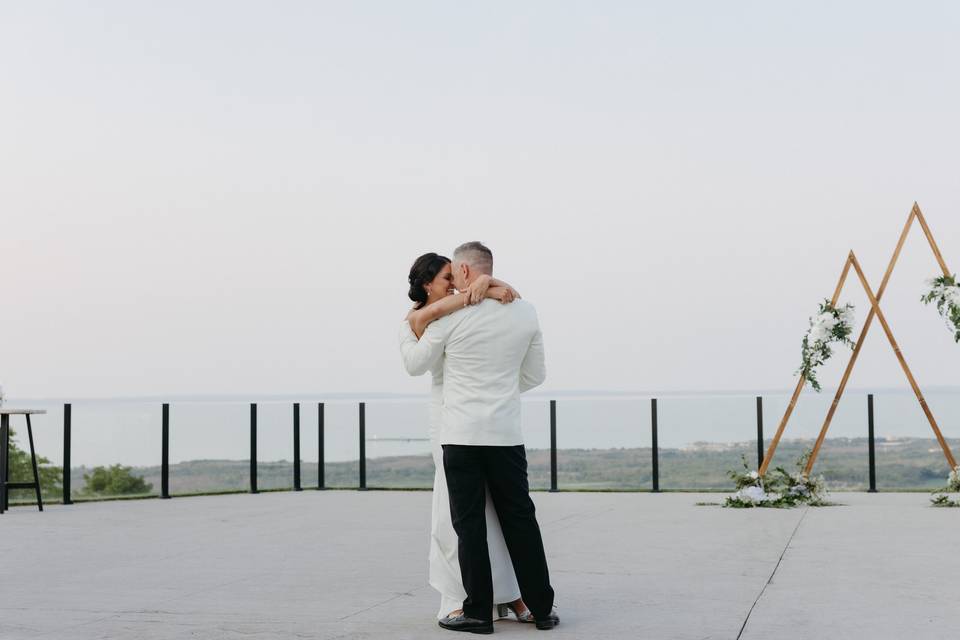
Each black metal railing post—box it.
[868,394,877,493]
[161,403,170,499]
[358,402,367,490]
[756,396,764,469]
[549,400,558,492]
[293,403,301,491]
[318,402,325,490]
[63,403,72,505]
[1,414,8,514]
[651,398,660,492]
[250,403,258,494]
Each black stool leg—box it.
[26,415,43,512]
[0,414,8,514]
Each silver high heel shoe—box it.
[496,601,535,623]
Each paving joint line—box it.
[736,507,809,640]
[337,586,426,621]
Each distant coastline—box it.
[55,436,960,496]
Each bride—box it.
[401,252,533,624]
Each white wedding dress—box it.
[428,360,521,619]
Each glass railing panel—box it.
[364,399,433,489]
[298,402,321,489]
[323,401,361,488]
[760,390,869,491]
[551,396,652,490]
[66,401,160,501]
[167,402,248,495]
[520,398,551,490]
[873,390,960,491]
[655,395,756,491]
[252,401,294,491]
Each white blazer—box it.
[399,298,546,446]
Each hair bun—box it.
[407,252,451,310]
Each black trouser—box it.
[442,444,555,623]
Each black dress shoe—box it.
[438,613,494,634]
[534,610,559,630]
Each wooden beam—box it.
[803,207,917,475]
[847,252,957,469]
[913,203,951,278]
[759,254,852,476]
[804,204,958,475]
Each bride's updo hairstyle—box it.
[408,252,451,310]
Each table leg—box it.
[27,415,43,512]
[0,414,8,514]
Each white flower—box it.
[813,314,837,331]
[748,470,759,480]
[807,312,841,345]
[948,466,960,492]
[738,485,769,503]
[807,326,829,345]
[944,288,960,307]
[839,307,856,326]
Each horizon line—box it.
[8,384,960,404]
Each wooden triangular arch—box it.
[760,203,958,477]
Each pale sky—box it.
[3,1,960,400]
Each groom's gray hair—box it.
[453,241,493,275]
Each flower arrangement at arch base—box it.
[930,466,960,507]
[724,452,831,508]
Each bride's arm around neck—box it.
[406,275,519,339]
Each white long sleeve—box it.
[398,320,447,376]
[519,328,546,393]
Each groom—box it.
[400,241,557,633]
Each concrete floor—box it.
[1,491,958,639]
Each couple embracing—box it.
[399,242,559,634]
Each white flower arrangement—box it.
[733,485,772,505]
[724,463,773,507]
[798,300,856,392]
[777,469,826,506]
[724,452,829,509]
[921,275,960,343]
[930,465,960,507]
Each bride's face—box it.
[425,263,455,301]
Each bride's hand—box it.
[494,286,520,304]
[467,274,492,305]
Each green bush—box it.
[80,464,153,496]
